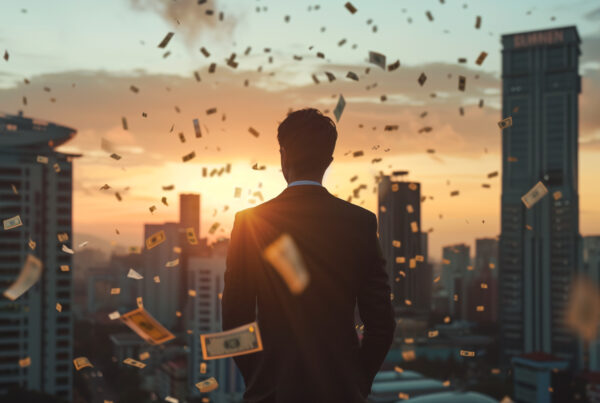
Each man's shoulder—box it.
[327,193,377,223]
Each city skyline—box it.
[1,1,600,259]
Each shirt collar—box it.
[287,180,323,188]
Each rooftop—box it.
[0,111,76,148]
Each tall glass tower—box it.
[0,112,77,399]
[499,27,581,365]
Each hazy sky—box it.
[1,0,600,259]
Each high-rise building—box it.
[377,172,431,315]
[441,244,470,320]
[179,194,200,239]
[583,236,600,371]
[475,238,498,276]
[0,112,77,399]
[467,238,499,324]
[499,26,582,365]
[187,256,244,402]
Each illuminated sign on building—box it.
[513,29,565,48]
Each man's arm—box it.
[357,212,396,394]
[222,211,258,382]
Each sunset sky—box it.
[1,0,600,259]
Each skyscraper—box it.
[0,112,77,399]
[179,194,200,238]
[378,172,431,315]
[583,236,600,371]
[499,26,581,365]
[441,244,470,319]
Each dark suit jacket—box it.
[222,184,395,403]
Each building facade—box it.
[0,112,77,399]
[499,26,582,365]
[583,236,600,371]
[377,172,431,316]
[441,244,471,320]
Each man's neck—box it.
[287,177,322,185]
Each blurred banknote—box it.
[368,51,386,69]
[73,357,93,370]
[263,233,310,295]
[123,358,146,368]
[521,181,548,209]
[165,258,179,267]
[186,227,198,245]
[565,275,600,342]
[119,307,175,345]
[201,322,263,360]
[146,230,166,250]
[3,254,43,301]
[498,117,513,129]
[3,215,23,230]
[195,377,219,393]
[333,95,346,122]
[62,244,74,254]
[127,268,143,280]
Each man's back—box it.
[222,184,396,403]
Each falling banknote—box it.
[195,377,219,393]
[263,233,310,295]
[201,321,263,360]
[145,230,166,250]
[186,227,199,245]
[3,215,23,230]
[119,307,175,345]
[368,51,386,69]
[123,357,146,369]
[3,254,43,301]
[333,95,346,122]
[521,181,548,209]
[73,357,93,370]
[498,117,513,129]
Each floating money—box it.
[153,276,160,283]
[450,190,460,197]
[57,233,68,242]
[565,276,600,341]
[333,95,346,122]
[346,71,359,81]
[428,330,439,338]
[119,307,175,345]
[475,16,482,29]
[1,214,23,231]
[263,234,310,294]
[56,302,62,312]
[248,127,260,138]
[425,11,433,21]
[139,352,150,360]
[165,397,178,403]
[234,187,242,198]
[11,184,18,194]
[62,244,74,254]
[146,230,166,250]
[201,321,263,360]
[195,377,219,393]
[127,268,143,280]
[73,357,93,370]
[368,51,386,69]
[165,258,179,268]
[402,350,416,361]
[19,357,31,368]
[410,221,418,233]
[182,151,196,162]
[521,181,548,209]
[193,118,202,138]
[108,311,121,320]
[388,60,400,71]
[36,155,48,164]
[325,71,336,82]
[344,2,357,14]
[458,76,466,91]
[498,117,513,129]
[110,288,120,295]
[488,171,499,178]
[157,32,174,48]
[122,117,128,130]
[186,227,198,245]
[28,238,36,250]
[136,297,143,308]
[418,72,427,86]
[3,254,43,300]
[200,362,207,374]
[460,350,475,357]
[475,51,488,65]
[123,358,146,369]
[208,223,220,235]
[53,163,60,173]
[200,47,210,57]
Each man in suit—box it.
[222,108,396,403]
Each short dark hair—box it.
[277,108,337,176]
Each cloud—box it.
[128,0,238,44]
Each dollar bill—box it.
[11,184,18,194]
[139,352,150,360]
[78,241,88,248]
[333,95,346,122]
[119,307,175,345]
[458,76,466,91]
[345,1,357,14]
[182,151,196,162]
[498,116,513,129]
[233,187,242,198]
[157,32,174,48]
[28,238,36,250]
[195,377,219,393]
[56,302,62,312]
[565,275,600,342]
[263,233,310,295]
[19,357,31,368]
[3,215,23,230]
[145,230,166,250]
[346,71,359,81]
[62,244,74,254]
[368,51,386,69]
[418,72,427,86]
[127,268,143,280]
[200,362,207,374]
[186,227,198,245]
[165,397,178,403]
[53,163,60,173]
[136,297,143,308]
[193,118,202,138]
[108,311,120,320]
[36,155,48,164]
[521,181,548,209]
[57,232,68,242]
[208,222,220,235]
[475,51,487,65]
[73,357,93,370]
[3,254,43,301]
[123,357,146,368]
[59,266,69,273]
[248,127,260,137]
[201,321,263,360]
[110,288,120,295]
[165,258,179,267]
[460,350,475,357]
